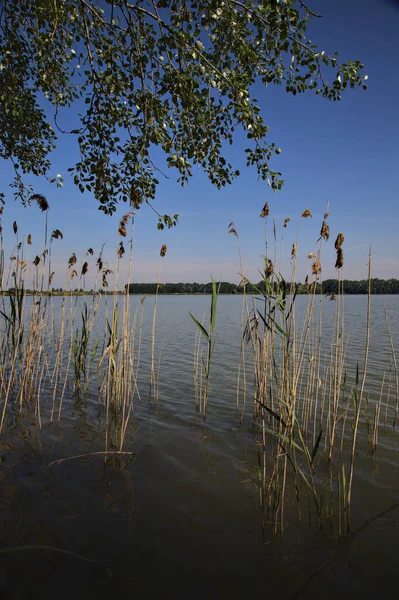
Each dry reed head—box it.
[324,201,330,220]
[119,212,134,237]
[304,275,309,286]
[325,292,336,301]
[307,252,317,259]
[118,242,125,258]
[87,248,94,255]
[49,272,55,286]
[334,232,344,250]
[312,258,321,275]
[228,222,238,237]
[33,255,40,266]
[68,253,77,268]
[118,221,127,237]
[335,248,344,269]
[15,259,27,271]
[291,242,297,259]
[70,269,77,279]
[260,202,269,218]
[31,194,49,212]
[81,262,88,276]
[301,209,312,218]
[27,234,32,245]
[265,258,273,278]
[160,244,167,257]
[283,217,290,228]
[102,268,113,287]
[51,229,63,240]
[319,220,330,242]
[97,256,103,271]
[13,221,18,234]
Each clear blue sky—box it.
[1,0,398,289]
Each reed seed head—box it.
[260,202,269,218]
[325,292,336,301]
[27,234,32,245]
[160,244,167,257]
[118,221,127,237]
[51,229,63,240]
[283,217,290,228]
[307,253,317,259]
[87,248,94,256]
[68,253,77,268]
[319,220,330,242]
[312,258,321,275]
[335,248,344,269]
[81,262,88,276]
[31,194,49,212]
[118,242,125,258]
[334,232,344,250]
[49,272,55,286]
[301,209,313,218]
[228,222,238,236]
[33,255,40,266]
[118,212,134,237]
[291,243,297,259]
[13,221,18,234]
[265,259,274,279]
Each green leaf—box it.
[311,429,323,462]
[189,312,209,342]
[209,277,218,336]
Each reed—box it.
[0,198,396,539]
[190,277,219,419]
[225,206,391,537]
[0,202,145,456]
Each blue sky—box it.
[1,0,398,289]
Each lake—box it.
[1,293,399,599]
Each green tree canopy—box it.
[0,0,366,225]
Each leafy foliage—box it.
[0,1,366,218]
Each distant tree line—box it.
[321,279,399,294]
[125,282,240,295]
[126,279,399,295]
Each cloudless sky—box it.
[1,0,398,289]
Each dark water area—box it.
[1,295,399,599]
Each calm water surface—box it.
[1,294,399,599]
